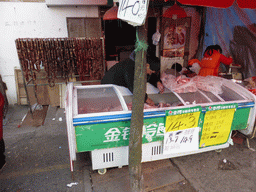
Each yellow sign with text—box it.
[199,108,236,147]
[165,112,201,132]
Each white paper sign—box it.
[118,0,149,26]
[163,127,199,154]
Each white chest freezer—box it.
[65,77,256,173]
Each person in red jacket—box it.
[198,45,233,76]
[0,92,5,170]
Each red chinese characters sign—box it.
[161,17,191,58]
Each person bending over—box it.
[101,56,164,106]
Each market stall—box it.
[65,76,256,174]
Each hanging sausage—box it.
[15,37,105,88]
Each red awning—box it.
[177,0,234,8]
[237,0,256,9]
[177,0,256,9]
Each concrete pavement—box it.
[1,105,85,191]
[1,104,256,191]
[171,135,256,192]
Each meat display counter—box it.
[65,77,256,174]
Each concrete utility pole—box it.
[129,25,147,192]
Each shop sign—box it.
[103,121,165,143]
[75,117,165,152]
[205,103,237,111]
[75,104,238,152]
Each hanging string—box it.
[134,28,148,77]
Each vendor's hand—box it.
[146,97,155,106]
[187,73,197,78]
[157,82,165,94]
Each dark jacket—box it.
[0,92,4,140]
[101,58,161,102]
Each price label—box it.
[118,0,149,26]
[200,108,236,147]
[165,112,201,132]
[165,106,202,132]
[163,127,199,154]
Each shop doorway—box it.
[104,17,158,63]
[147,17,158,57]
[104,20,136,62]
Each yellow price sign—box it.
[200,108,236,147]
[165,112,201,132]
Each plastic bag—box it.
[161,73,197,93]
[189,63,201,74]
[172,75,198,93]
[161,72,223,94]
[192,76,223,95]
[244,76,256,89]
[152,31,161,45]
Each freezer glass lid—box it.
[176,91,210,104]
[76,87,123,114]
[176,85,247,104]
[218,85,245,101]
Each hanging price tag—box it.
[118,0,149,26]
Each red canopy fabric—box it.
[103,4,118,20]
[177,0,234,8]
[177,0,256,9]
[237,0,256,9]
[163,3,187,18]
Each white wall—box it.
[0,2,99,105]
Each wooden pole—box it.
[129,26,147,192]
